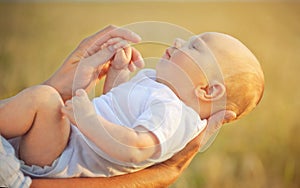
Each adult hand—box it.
[199,110,237,151]
[43,25,143,101]
[30,110,236,188]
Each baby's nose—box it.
[166,47,174,56]
[173,38,185,48]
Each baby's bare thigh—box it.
[19,85,70,167]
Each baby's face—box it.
[156,35,217,97]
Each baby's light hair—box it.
[201,32,265,120]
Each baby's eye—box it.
[191,42,201,51]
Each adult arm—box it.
[30,129,204,188]
[43,25,143,101]
[31,110,235,188]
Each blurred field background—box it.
[0,1,300,188]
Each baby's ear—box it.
[194,81,226,102]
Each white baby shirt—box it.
[91,69,207,168]
[17,69,207,178]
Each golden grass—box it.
[0,2,299,188]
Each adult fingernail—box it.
[136,34,142,41]
[131,32,141,42]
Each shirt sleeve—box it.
[0,136,32,188]
[132,99,183,159]
[133,97,207,163]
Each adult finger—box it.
[81,39,129,68]
[83,25,141,57]
[87,37,124,56]
[207,110,226,131]
[105,25,141,43]
[162,131,204,171]
[222,110,237,124]
[106,37,126,46]
[198,110,225,152]
[199,110,236,152]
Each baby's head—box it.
[156,32,264,122]
[198,32,264,121]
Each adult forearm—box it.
[30,177,138,188]
[30,164,177,188]
[30,132,203,188]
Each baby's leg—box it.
[0,85,70,166]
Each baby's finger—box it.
[61,105,73,115]
[128,61,136,72]
[123,46,132,60]
[75,89,87,97]
[64,103,73,111]
[61,106,69,114]
[131,47,144,68]
[113,49,127,69]
[64,100,72,107]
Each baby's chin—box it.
[157,55,173,66]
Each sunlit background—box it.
[0,0,299,187]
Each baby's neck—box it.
[195,102,218,120]
[155,78,217,120]
[179,98,210,120]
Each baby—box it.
[1,32,264,178]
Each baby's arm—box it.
[62,89,159,163]
[103,38,144,94]
[103,47,131,94]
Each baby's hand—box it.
[104,37,131,70]
[62,89,97,127]
[104,38,144,72]
[61,99,76,125]
[112,46,133,70]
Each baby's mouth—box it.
[162,49,171,60]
